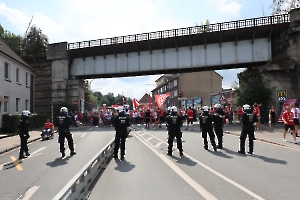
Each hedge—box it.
[2,114,49,133]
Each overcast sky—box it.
[0,0,278,99]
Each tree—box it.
[93,91,103,104]
[0,24,24,56]
[99,96,110,106]
[0,24,4,39]
[23,25,48,57]
[233,76,271,111]
[270,0,300,14]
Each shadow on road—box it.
[222,147,247,157]
[250,154,287,165]
[46,157,70,167]
[171,155,197,166]
[114,159,136,172]
[208,150,233,159]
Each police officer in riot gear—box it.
[166,106,183,156]
[212,104,226,149]
[18,110,31,159]
[238,104,258,155]
[199,106,217,151]
[54,107,76,158]
[113,110,130,160]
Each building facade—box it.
[0,40,35,129]
[151,71,222,109]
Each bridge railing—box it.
[68,14,289,50]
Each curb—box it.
[0,137,42,156]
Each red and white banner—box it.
[132,98,140,110]
[154,92,170,109]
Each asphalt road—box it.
[0,126,115,200]
[88,124,300,200]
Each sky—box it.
[0,0,280,100]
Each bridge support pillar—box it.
[47,42,85,110]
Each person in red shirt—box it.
[253,103,261,130]
[282,106,298,143]
[237,106,243,124]
[185,107,194,131]
[43,119,54,131]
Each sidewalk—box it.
[0,128,45,155]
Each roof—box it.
[0,39,34,71]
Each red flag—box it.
[147,98,152,110]
[132,98,140,110]
[154,92,170,109]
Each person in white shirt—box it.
[291,103,300,137]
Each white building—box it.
[0,40,35,130]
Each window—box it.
[174,90,178,97]
[174,79,177,87]
[26,73,29,86]
[4,62,10,80]
[16,68,20,83]
[25,100,29,110]
[16,98,20,113]
[3,96,9,113]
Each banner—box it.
[154,92,170,109]
[132,98,140,110]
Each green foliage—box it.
[23,25,48,57]
[1,114,49,133]
[29,114,48,129]
[0,28,24,56]
[2,114,20,133]
[233,75,271,109]
[99,96,110,106]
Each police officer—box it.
[212,104,226,149]
[18,110,31,159]
[199,106,217,151]
[113,110,130,160]
[54,107,76,158]
[166,106,183,156]
[238,104,258,155]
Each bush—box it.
[2,114,20,133]
[2,113,49,133]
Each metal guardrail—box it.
[53,138,115,200]
[68,14,289,50]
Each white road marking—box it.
[21,186,40,200]
[147,136,154,141]
[141,133,148,136]
[155,141,163,148]
[31,147,47,156]
[81,132,87,138]
[135,130,265,200]
[89,128,93,131]
[132,132,217,200]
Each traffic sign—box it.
[276,89,287,101]
[219,94,226,102]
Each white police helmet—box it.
[60,107,68,114]
[214,104,222,109]
[21,110,31,117]
[171,106,178,113]
[202,106,209,112]
[242,104,251,112]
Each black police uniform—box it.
[145,110,151,129]
[113,111,130,160]
[212,109,226,149]
[166,111,183,156]
[238,110,258,154]
[18,115,30,159]
[199,111,217,151]
[54,112,76,157]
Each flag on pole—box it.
[154,92,170,108]
[147,98,152,110]
[132,98,140,110]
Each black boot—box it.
[19,153,27,159]
[25,151,30,157]
[70,151,76,156]
[179,151,183,156]
[61,152,65,158]
[213,146,217,152]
